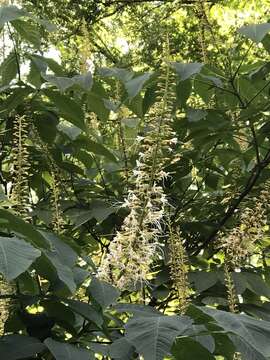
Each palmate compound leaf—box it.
[125,314,193,360]
[198,306,270,360]
[0,236,41,281]
[45,338,94,360]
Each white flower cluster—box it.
[98,141,169,289]
[98,62,177,289]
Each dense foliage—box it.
[1,2,270,360]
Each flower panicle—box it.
[10,115,31,221]
[169,227,191,314]
[98,42,178,289]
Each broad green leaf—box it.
[31,54,63,75]
[171,338,215,360]
[67,205,112,228]
[172,62,203,81]
[76,136,117,162]
[72,72,93,91]
[87,92,110,121]
[42,72,92,92]
[176,79,192,109]
[0,51,17,85]
[45,338,93,360]
[34,110,58,143]
[11,19,40,48]
[0,5,26,26]
[189,271,219,293]
[43,250,76,293]
[88,277,120,308]
[126,94,143,117]
[262,34,270,53]
[43,89,85,130]
[0,209,50,249]
[109,338,135,359]
[125,315,193,360]
[0,335,45,360]
[229,334,266,360]
[39,231,78,267]
[99,67,133,82]
[198,307,270,359]
[41,300,76,333]
[57,122,81,140]
[27,59,44,88]
[42,74,74,91]
[0,236,41,280]
[65,299,103,326]
[238,23,270,43]
[125,72,152,99]
[187,108,207,122]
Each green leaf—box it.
[88,277,120,308]
[0,236,40,280]
[43,250,76,293]
[171,338,215,360]
[45,338,93,360]
[41,300,76,332]
[0,5,26,27]
[198,307,270,359]
[0,209,50,249]
[176,79,192,109]
[31,54,64,75]
[238,23,270,43]
[76,136,117,162]
[99,67,133,82]
[172,62,203,81]
[262,34,270,52]
[187,108,207,122]
[87,92,110,121]
[109,338,135,359]
[65,299,103,327]
[125,315,193,360]
[43,89,85,131]
[72,72,93,91]
[189,271,219,293]
[0,51,17,85]
[0,335,45,360]
[39,231,78,267]
[11,19,40,48]
[125,72,152,99]
[42,72,92,92]
[42,74,74,91]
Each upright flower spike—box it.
[98,37,177,289]
[3,115,31,335]
[50,165,65,234]
[223,261,238,313]
[220,187,270,360]
[169,226,191,314]
[34,132,65,234]
[10,115,31,221]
